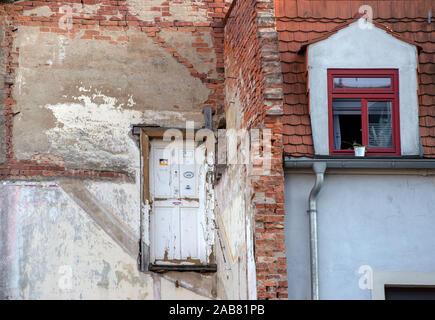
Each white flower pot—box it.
[354,146,366,157]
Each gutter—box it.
[284,158,435,170]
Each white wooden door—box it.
[150,140,206,265]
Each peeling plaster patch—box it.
[42,88,201,169]
[196,145,216,263]
[128,0,208,22]
[44,93,143,170]
[23,5,53,17]
[30,153,66,167]
[23,3,122,20]
[78,86,92,93]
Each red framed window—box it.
[328,69,400,156]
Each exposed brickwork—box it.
[225,0,287,300]
[0,0,227,179]
[225,0,263,128]
[276,0,435,158]
[0,21,5,165]
[1,8,18,163]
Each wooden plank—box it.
[141,130,150,204]
[140,130,150,271]
[133,126,191,138]
[149,264,217,273]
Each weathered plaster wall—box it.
[0,0,225,178]
[12,26,210,171]
[0,181,212,299]
[215,0,258,297]
[0,181,150,299]
[0,0,226,300]
[214,164,255,299]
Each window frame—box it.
[372,271,435,300]
[328,69,401,156]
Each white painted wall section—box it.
[284,173,435,300]
[307,21,420,156]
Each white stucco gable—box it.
[307,20,420,156]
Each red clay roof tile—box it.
[276,0,433,19]
[298,19,423,52]
[276,0,435,157]
[284,94,307,106]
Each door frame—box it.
[137,127,217,272]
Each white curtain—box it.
[333,115,341,150]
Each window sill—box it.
[317,155,420,160]
[284,157,435,170]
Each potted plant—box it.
[353,142,367,157]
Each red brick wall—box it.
[0,0,227,180]
[224,0,263,128]
[225,0,288,300]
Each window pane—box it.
[332,99,362,150]
[334,77,391,89]
[385,287,435,300]
[368,101,393,148]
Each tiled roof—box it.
[276,0,435,157]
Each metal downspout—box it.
[308,162,327,300]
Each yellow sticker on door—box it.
[159,159,168,166]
